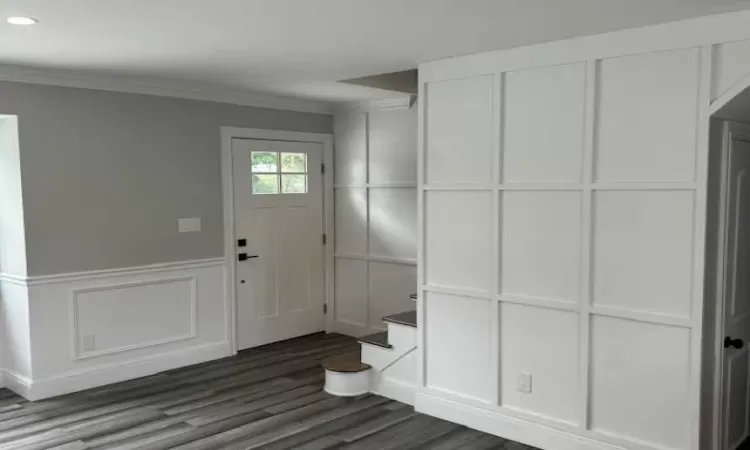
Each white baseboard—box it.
[8,341,230,401]
[415,392,627,450]
[3,370,32,398]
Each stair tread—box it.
[358,331,392,349]
[322,350,371,373]
[383,310,417,328]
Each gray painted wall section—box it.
[0,116,27,276]
[0,81,332,276]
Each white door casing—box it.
[722,136,750,450]
[231,138,325,350]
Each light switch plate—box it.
[178,218,202,233]
[517,372,532,394]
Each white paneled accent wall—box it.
[417,12,750,450]
[333,100,417,334]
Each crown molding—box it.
[0,64,334,115]
[336,95,415,113]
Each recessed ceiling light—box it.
[7,16,38,25]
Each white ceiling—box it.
[2,0,750,105]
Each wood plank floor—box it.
[0,333,537,449]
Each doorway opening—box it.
[704,85,750,450]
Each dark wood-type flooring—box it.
[0,333,537,449]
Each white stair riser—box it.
[360,323,417,371]
[361,344,396,371]
[386,322,416,348]
[324,369,370,397]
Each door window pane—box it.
[252,152,278,173]
[252,174,279,194]
[281,174,307,193]
[281,153,307,173]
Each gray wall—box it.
[0,81,332,276]
[0,116,27,276]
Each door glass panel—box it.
[281,153,307,173]
[252,174,279,194]
[252,152,278,173]
[281,174,307,194]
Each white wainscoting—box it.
[332,100,418,336]
[0,258,229,400]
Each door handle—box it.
[725,336,744,349]
[238,253,260,261]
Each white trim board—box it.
[8,341,230,401]
[0,257,226,286]
[0,63,333,115]
[220,127,335,354]
[336,96,414,113]
[416,393,629,450]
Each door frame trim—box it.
[220,127,335,355]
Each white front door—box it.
[722,137,750,450]
[232,138,325,350]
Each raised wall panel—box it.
[503,63,586,183]
[426,76,494,184]
[75,277,196,358]
[590,316,690,449]
[334,188,367,255]
[425,191,492,291]
[426,292,491,401]
[334,112,367,186]
[369,107,417,184]
[501,191,581,302]
[713,40,750,101]
[595,48,700,182]
[369,188,417,260]
[499,304,579,424]
[592,190,695,317]
[334,259,367,326]
[368,262,417,329]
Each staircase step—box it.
[383,310,417,328]
[322,350,371,373]
[358,331,392,349]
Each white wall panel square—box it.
[369,188,417,260]
[501,191,581,302]
[499,304,579,424]
[503,63,586,183]
[426,76,494,184]
[369,107,417,184]
[334,259,367,326]
[334,112,367,186]
[592,190,694,317]
[426,191,493,291]
[334,188,367,255]
[595,49,699,182]
[590,316,690,449]
[426,292,491,401]
[368,262,417,329]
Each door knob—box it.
[238,253,259,261]
[725,336,744,349]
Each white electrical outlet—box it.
[517,372,532,394]
[81,335,96,351]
